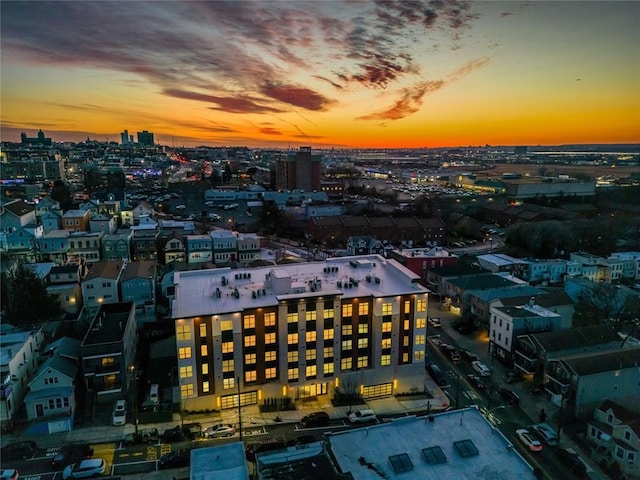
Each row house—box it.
[445,272,526,316]
[524,258,582,285]
[512,325,621,380]
[81,259,125,318]
[171,255,429,412]
[346,236,385,257]
[131,222,159,261]
[588,400,640,479]
[467,285,545,325]
[0,199,37,234]
[388,246,458,284]
[67,231,103,265]
[62,209,91,232]
[102,230,133,261]
[187,234,214,266]
[47,264,84,316]
[489,299,562,365]
[159,231,186,264]
[609,251,640,280]
[34,197,61,220]
[41,210,63,232]
[570,252,625,283]
[212,230,237,266]
[545,346,640,419]
[236,233,261,266]
[476,253,529,276]
[1,227,40,263]
[492,291,575,331]
[89,213,118,235]
[120,259,157,323]
[81,302,137,405]
[0,326,46,422]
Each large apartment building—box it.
[171,255,429,411]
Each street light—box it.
[128,364,138,435]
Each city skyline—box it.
[1,1,638,149]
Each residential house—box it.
[131,222,158,261]
[492,291,575,330]
[131,201,154,225]
[489,299,562,365]
[67,231,103,265]
[476,253,529,276]
[78,199,100,217]
[3,227,38,263]
[445,272,527,316]
[34,196,61,220]
[81,302,137,405]
[37,230,70,265]
[102,230,132,261]
[40,210,62,233]
[158,231,186,265]
[120,260,157,322]
[588,400,640,479]
[89,213,117,235]
[186,234,213,266]
[158,261,189,306]
[346,236,385,256]
[236,233,260,267]
[467,285,545,326]
[81,259,125,317]
[47,265,83,316]
[62,209,91,232]
[0,325,46,422]
[387,246,458,284]
[0,199,37,233]
[212,229,237,266]
[609,252,640,280]
[424,263,489,301]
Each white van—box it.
[149,384,160,405]
[348,409,377,424]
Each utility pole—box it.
[129,364,138,435]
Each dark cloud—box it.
[164,88,283,114]
[259,127,283,136]
[357,80,443,121]
[260,83,335,111]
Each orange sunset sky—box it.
[1,1,639,149]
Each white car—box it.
[428,317,442,328]
[62,458,106,479]
[348,409,377,424]
[111,400,127,426]
[471,361,491,377]
[202,424,236,438]
[515,429,543,452]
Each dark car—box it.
[426,363,447,386]
[51,443,94,468]
[556,448,587,476]
[1,440,37,460]
[182,423,202,440]
[123,427,159,445]
[497,388,520,406]
[460,349,478,363]
[286,435,317,447]
[245,439,286,461]
[453,319,476,334]
[504,370,524,384]
[466,374,486,391]
[300,411,330,428]
[159,448,190,469]
[163,426,185,443]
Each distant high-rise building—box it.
[274,146,321,191]
[120,130,129,145]
[137,130,155,146]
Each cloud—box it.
[260,83,335,111]
[163,88,283,114]
[357,80,444,121]
[259,127,283,136]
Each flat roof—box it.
[327,409,532,480]
[172,255,426,319]
[190,443,248,480]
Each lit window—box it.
[222,341,234,353]
[415,351,425,361]
[244,335,256,347]
[415,334,426,345]
[178,347,192,359]
[306,365,317,378]
[176,325,191,341]
[381,338,391,349]
[324,346,334,357]
[265,332,276,344]
[342,339,352,350]
[265,350,277,362]
[245,370,257,382]
[358,338,368,349]
[202,381,210,393]
[358,324,368,334]
[287,312,298,323]
[245,353,256,364]
[243,315,256,329]
[265,367,277,379]
[264,312,276,327]
[402,352,409,362]
[287,333,298,344]
[357,356,368,368]
[404,300,411,313]
[342,324,353,336]
[324,308,334,319]
[180,383,194,398]
[342,304,353,317]
[415,317,426,329]
[202,363,209,375]
[306,331,317,342]
[324,329,334,340]
[417,299,427,312]
[220,320,233,331]
[222,359,234,372]
[324,362,334,375]
[200,345,208,356]
[382,321,392,333]
[223,377,235,390]
[381,355,391,366]
[403,336,409,346]
[359,303,369,315]
[305,310,317,321]
[306,349,316,361]
[199,324,207,337]
[341,357,352,370]
[288,368,298,381]
[180,366,193,378]
[382,303,392,315]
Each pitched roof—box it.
[2,199,35,216]
[84,259,123,281]
[33,354,77,381]
[121,260,156,282]
[531,325,620,352]
[563,346,639,376]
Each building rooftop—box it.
[172,255,426,319]
[256,442,351,480]
[391,246,456,260]
[62,209,89,218]
[121,260,156,282]
[190,443,249,480]
[448,273,522,291]
[84,260,123,281]
[562,346,640,376]
[528,325,621,353]
[477,253,526,267]
[494,303,560,318]
[327,409,532,480]
[82,302,133,346]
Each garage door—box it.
[362,383,392,399]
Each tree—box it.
[573,282,640,332]
[50,179,73,210]
[3,264,61,328]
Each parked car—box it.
[452,319,476,334]
[182,423,202,440]
[162,426,185,443]
[0,470,19,480]
[62,458,106,479]
[460,349,478,363]
[497,388,520,406]
[471,361,491,377]
[300,411,330,428]
[1,441,37,460]
[426,363,447,386]
[159,448,190,469]
[504,370,524,383]
[245,439,286,461]
[202,424,236,438]
[466,374,486,391]
[52,444,94,468]
[530,423,559,446]
[428,317,442,328]
[516,428,543,452]
[286,435,316,447]
[123,427,159,445]
[112,400,127,426]
[348,409,377,424]
[556,448,587,475]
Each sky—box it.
[1,1,639,149]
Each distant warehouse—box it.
[500,177,595,202]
